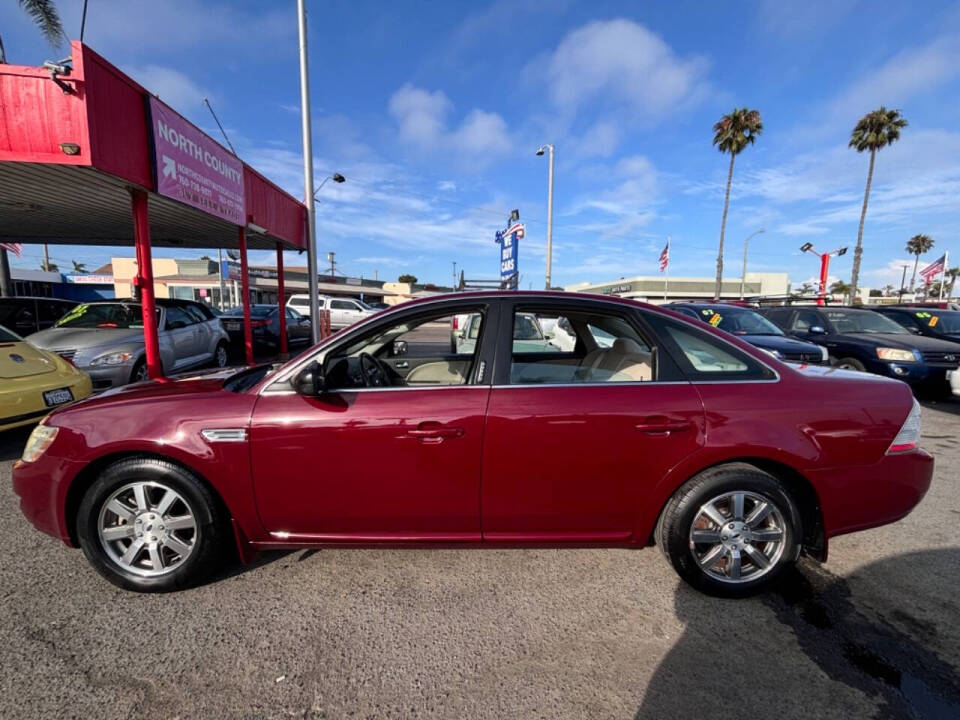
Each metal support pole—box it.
[129,189,162,379]
[217,248,226,310]
[898,265,908,302]
[817,253,830,306]
[297,0,320,343]
[239,228,253,366]
[545,145,555,289]
[276,244,288,359]
[0,248,12,298]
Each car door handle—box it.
[634,417,692,435]
[395,361,409,369]
[406,422,465,444]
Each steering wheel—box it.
[358,352,389,388]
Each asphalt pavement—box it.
[1,398,959,719]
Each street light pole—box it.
[739,228,765,300]
[537,144,555,290]
[297,0,320,343]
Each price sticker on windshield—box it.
[708,313,723,327]
[929,316,939,327]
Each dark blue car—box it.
[222,304,312,350]
[869,306,960,345]
[667,302,828,363]
[758,305,960,393]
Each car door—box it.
[285,307,310,343]
[481,299,706,541]
[184,304,214,360]
[249,300,499,540]
[163,306,199,369]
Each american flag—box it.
[919,254,946,283]
[659,240,670,272]
[0,242,22,258]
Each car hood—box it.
[27,326,146,350]
[739,334,822,354]
[829,332,959,351]
[0,341,57,379]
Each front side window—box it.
[793,311,823,332]
[164,306,195,329]
[55,303,158,329]
[509,308,654,384]
[825,309,907,334]
[330,300,355,311]
[323,308,486,389]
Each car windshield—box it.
[825,309,908,334]
[224,306,274,318]
[913,310,960,334]
[696,307,784,336]
[54,303,157,329]
[0,324,20,342]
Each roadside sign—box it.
[148,96,246,225]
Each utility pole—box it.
[898,265,908,302]
[739,229,765,300]
[43,244,50,272]
[327,251,336,276]
[452,261,457,290]
[537,144,555,289]
[297,0,320,343]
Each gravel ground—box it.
[1,398,958,719]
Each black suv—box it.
[667,302,827,363]
[869,306,960,345]
[758,305,960,392]
[0,297,77,336]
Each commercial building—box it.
[565,273,791,303]
[10,266,114,301]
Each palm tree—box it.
[830,280,852,297]
[712,108,762,299]
[71,260,87,273]
[882,284,895,297]
[945,267,959,300]
[0,1,66,64]
[848,107,907,304]
[905,234,934,292]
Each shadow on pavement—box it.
[635,550,960,720]
[921,397,960,416]
[0,426,32,463]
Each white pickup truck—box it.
[286,294,378,330]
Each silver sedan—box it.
[27,299,230,390]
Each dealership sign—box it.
[495,222,523,287]
[221,261,278,281]
[65,274,114,284]
[149,97,245,225]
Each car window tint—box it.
[510,309,653,384]
[330,300,355,310]
[39,300,70,323]
[661,324,753,374]
[164,306,193,329]
[183,305,208,323]
[793,311,822,331]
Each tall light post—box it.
[296,0,320,342]
[800,243,848,306]
[536,144,555,290]
[739,228,765,300]
[314,172,345,199]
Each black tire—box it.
[76,457,229,592]
[130,358,149,383]
[213,341,229,368]
[835,357,866,372]
[656,463,802,598]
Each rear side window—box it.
[659,321,774,381]
[290,297,309,308]
[330,300,355,310]
[793,311,823,331]
[762,308,792,328]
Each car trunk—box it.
[0,342,56,379]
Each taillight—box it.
[250,319,270,328]
[452,316,459,330]
[887,398,922,454]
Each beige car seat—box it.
[404,361,470,386]
[580,337,652,382]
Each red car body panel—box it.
[11,292,934,563]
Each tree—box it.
[711,108,763,299]
[945,267,959,299]
[398,274,417,284]
[40,261,59,272]
[830,280,851,297]
[848,107,907,304]
[882,284,895,297]
[0,1,66,64]
[905,234,934,292]
[71,260,87,274]
[799,282,814,295]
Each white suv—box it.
[286,294,378,330]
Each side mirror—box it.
[907,326,921,334]
[809,326,826,335]
[452,329,464,340]
[392,340,408,356]
[292,361,324,396]
[544,331,555,340]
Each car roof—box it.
[0,296,75,302]
[667,302,757,310]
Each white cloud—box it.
[125,64,208,117]
[388,84,512,159]
[541,19,710,120]
[437,180,457,191]
[829,33,960,123]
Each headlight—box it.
[876,347,920,362]
[22,424,59,463]
[759,348,782,359]
[90,351,134,366]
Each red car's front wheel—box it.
[76,457,228,592]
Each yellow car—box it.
[1,324,93,432]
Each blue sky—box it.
[3,0,960,290]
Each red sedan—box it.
[13,292,932,596]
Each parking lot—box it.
[1,398,958,720]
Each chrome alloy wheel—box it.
[215,344,228,367]
[688,490,786,584]
[97,482,198,577]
